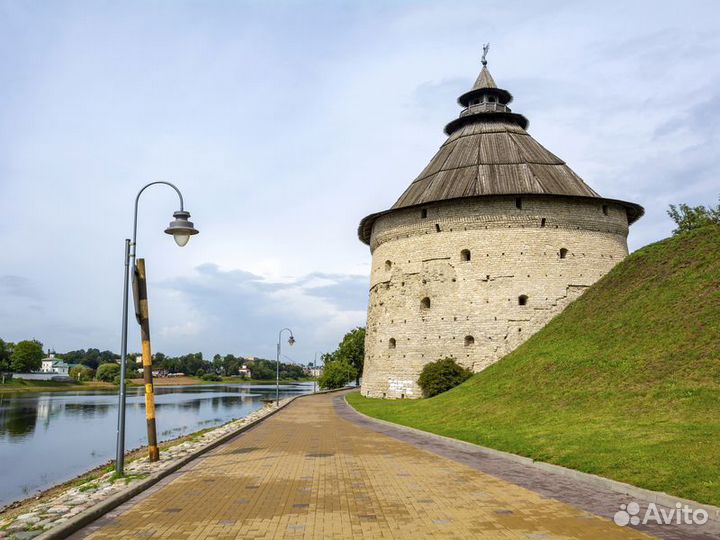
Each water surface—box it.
[0,382,312,508]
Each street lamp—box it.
[276,328,295,406]
[115,181,198,476]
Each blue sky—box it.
[1,0,718,362]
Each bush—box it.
[195,368,205,378]
[201,373,221,382]
[318,359,358,390]
[69,365,95,382]
[96,362,121,382]
[417,357,472,398]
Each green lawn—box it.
[348,225,720,506]
[0,378,117,394]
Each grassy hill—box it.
[348,225,720,506]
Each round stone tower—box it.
[358,58,643,399]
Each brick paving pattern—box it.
[78,392,655,540]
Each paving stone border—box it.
[0,387,348,540]
[343,394,720,524]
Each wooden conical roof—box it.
[358,63,643,244]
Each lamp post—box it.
[115,181,199,476]
[276,328,295,406]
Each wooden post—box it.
[135,258,160,462]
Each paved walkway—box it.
[70,391,704,540]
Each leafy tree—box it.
[11,340,44,372]
[318,358,357,390]
[69,365,95,381]
[333,327,365,385]
[96,362,121,382]
[667,198,720,235]
[0,339,13,372]
[417,357,472,398]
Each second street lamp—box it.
[115,181,199,476]
[276,328,295,406]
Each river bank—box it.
[0,379,118,395]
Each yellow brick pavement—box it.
[85,392,651,539]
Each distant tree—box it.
[333,327,365,385]
[417,357,472,398]
[69,365,95,382]
[95,362,120,382]
[318,358,357,390]
[667,198,720,235]
[11,340,44,372]
[0,339,13,372]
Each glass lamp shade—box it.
[288,335,296,347]
[164,210,199,247]
[173,233,190,247]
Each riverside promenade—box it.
[71,391,655,540]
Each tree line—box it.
[0,339,307,382]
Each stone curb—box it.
[34,388,348,540]
[343,394,720,523]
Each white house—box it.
[40,353,70,376]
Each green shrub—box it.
[69,365,95,381]
[196,368,205,378]
[96,362,120,382]
[318,359,358,390]
[201,373,221,382]
[417,357,472,398]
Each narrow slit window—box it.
[541,218,546,227]
[515,197,523,209]
[461,249,471,262]
[602,205,609,216]
[435,224,441,232]
[385,260,392,271]
[464,335,475,347]
[388,338,396,349]
[420,208,428,219]
[421,297,431,310]
[559,248,568,259]
[518,295,528,306]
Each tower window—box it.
[559,248,568,259]
[385,260,392,271]
[435,224,441,232]
[461,249,471,262]
[421,208,428,219]
[488,95,497,103]
[421,297,431,310]
[541,218,546,227]
[518,295,528,306]
[515,197,523,209]
[464,335,475,347]
[602,205,609,216]
[388,338,396,349]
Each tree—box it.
[417,357,472,398]
[96,362,121,382]
[333,327,365,385]
[0,339,13,372]
[69,365,95,382]
[11,340,44,372]
[667,198,720,235]
[318,358,358,390]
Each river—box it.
[0,382,313,508]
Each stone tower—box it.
[358,58,643,399]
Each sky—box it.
[1,0,719,363]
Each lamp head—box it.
[164,210,199,247]
[288,335,296,347]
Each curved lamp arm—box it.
[131,181,186,261]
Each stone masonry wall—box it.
[361,195,630,398]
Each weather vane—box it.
[481,43,490,66]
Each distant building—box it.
[306,366,323,378]
[40,353,70,376]
[237,365,252,379]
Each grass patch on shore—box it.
[349,226,720,506]
[0,379,117,395]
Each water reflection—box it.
[0,382,312,508]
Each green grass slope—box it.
[349,225,720,506]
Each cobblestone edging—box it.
[0,394,305,540]
[343,395,720,524]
